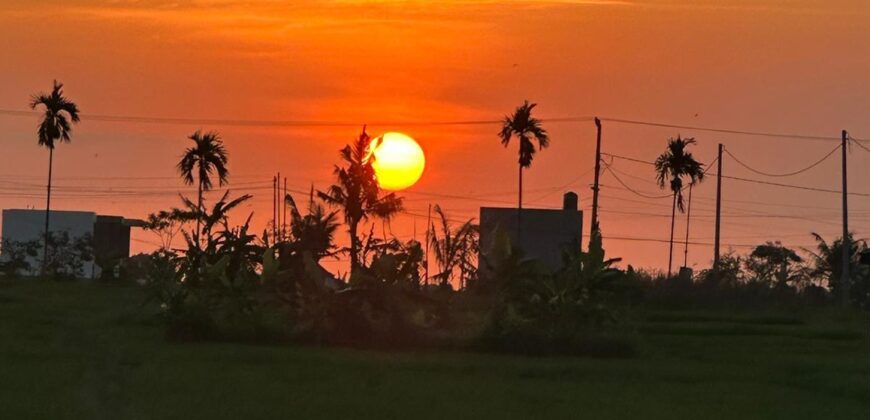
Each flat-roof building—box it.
[1,209,144,278]
[479,192,583,273]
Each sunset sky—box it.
[2,0,870,274]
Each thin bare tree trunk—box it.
[42,147,54,277]
[668,191,676,278]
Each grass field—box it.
[2,279,870,419]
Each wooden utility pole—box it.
[590,117,603,242]
[713,143,723,282]
[841,130,850,306]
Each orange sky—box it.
[2,0,870,274]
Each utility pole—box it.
[425,203,432,287]
[683,183,694,267]
[713,143,723,283]
[272,175,277,242]
[283,177,287,240]
[590,117,603,243]
[841,130,850,306]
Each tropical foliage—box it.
[654,136,704,276]
[317,127,403,273]
[499,100,549,210]
[177,130,230,243]
[30,80,80,273]
[428,205,479,289]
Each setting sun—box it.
[370,132,426,191]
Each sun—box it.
[370,132,426,191]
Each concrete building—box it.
[1,209,144,278]
[479,192,583,273]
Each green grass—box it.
[2,279,870,419]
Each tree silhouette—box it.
[285,188,341,262]
[746,241,804,288]
[428,205,479,289]
[30,80,80,275]
[177,130,229,243]
[318,127,403,274]
[654,136,704,277]
[499,100,549,215]
[806,232,869,304]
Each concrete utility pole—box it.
[842,130,850,306]
[590,117,603,242]
[713,143,723,283]
[272,175,277,242]
[683,183,694,267]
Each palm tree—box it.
[655,136,704,277]
[177,130,229,242]
[285,188,341,262]
[428,205,479,289]
[318,127,403,274]
[499,100,549,216]
[806,232,868,300]
[30,80,80,275]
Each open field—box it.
[2,279,870,420]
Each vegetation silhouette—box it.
[284,187,342,263]
[654,136,704,278]
[806,232,870,308]
[177,130,229,245]
[29,80,80,275]
[428,204,479,289]
[317,127,403,274]
[499,100,549,239]
[747,241,804,289]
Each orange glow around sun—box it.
[370,132,426,191]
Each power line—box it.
[603,152,870,198]
[601,164,671,200]
[0,108,593,128]
[724,144,839,177]
[601,117,843,143]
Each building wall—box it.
[94,216,131,263]
[1,209,97,277]
[478,207,583,273]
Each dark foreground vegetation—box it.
[2,278,869,420]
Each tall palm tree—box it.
[177,130,229,242]
[30,80,80,274]
[499,100,549,214]
[318,127,403,274]
[655,136,704,277]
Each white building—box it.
[1,209,143,278]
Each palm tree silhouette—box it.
[428,205,479,289]
[318,127,403,274]
[177,130,229,243]
[655,136,704,278]
[499,100,549,238]
[30,80,80,275]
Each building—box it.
[478,192,584,273]
[1,209,145,278]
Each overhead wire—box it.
[724,144,840,177]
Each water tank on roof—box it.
[563,192,578,211]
